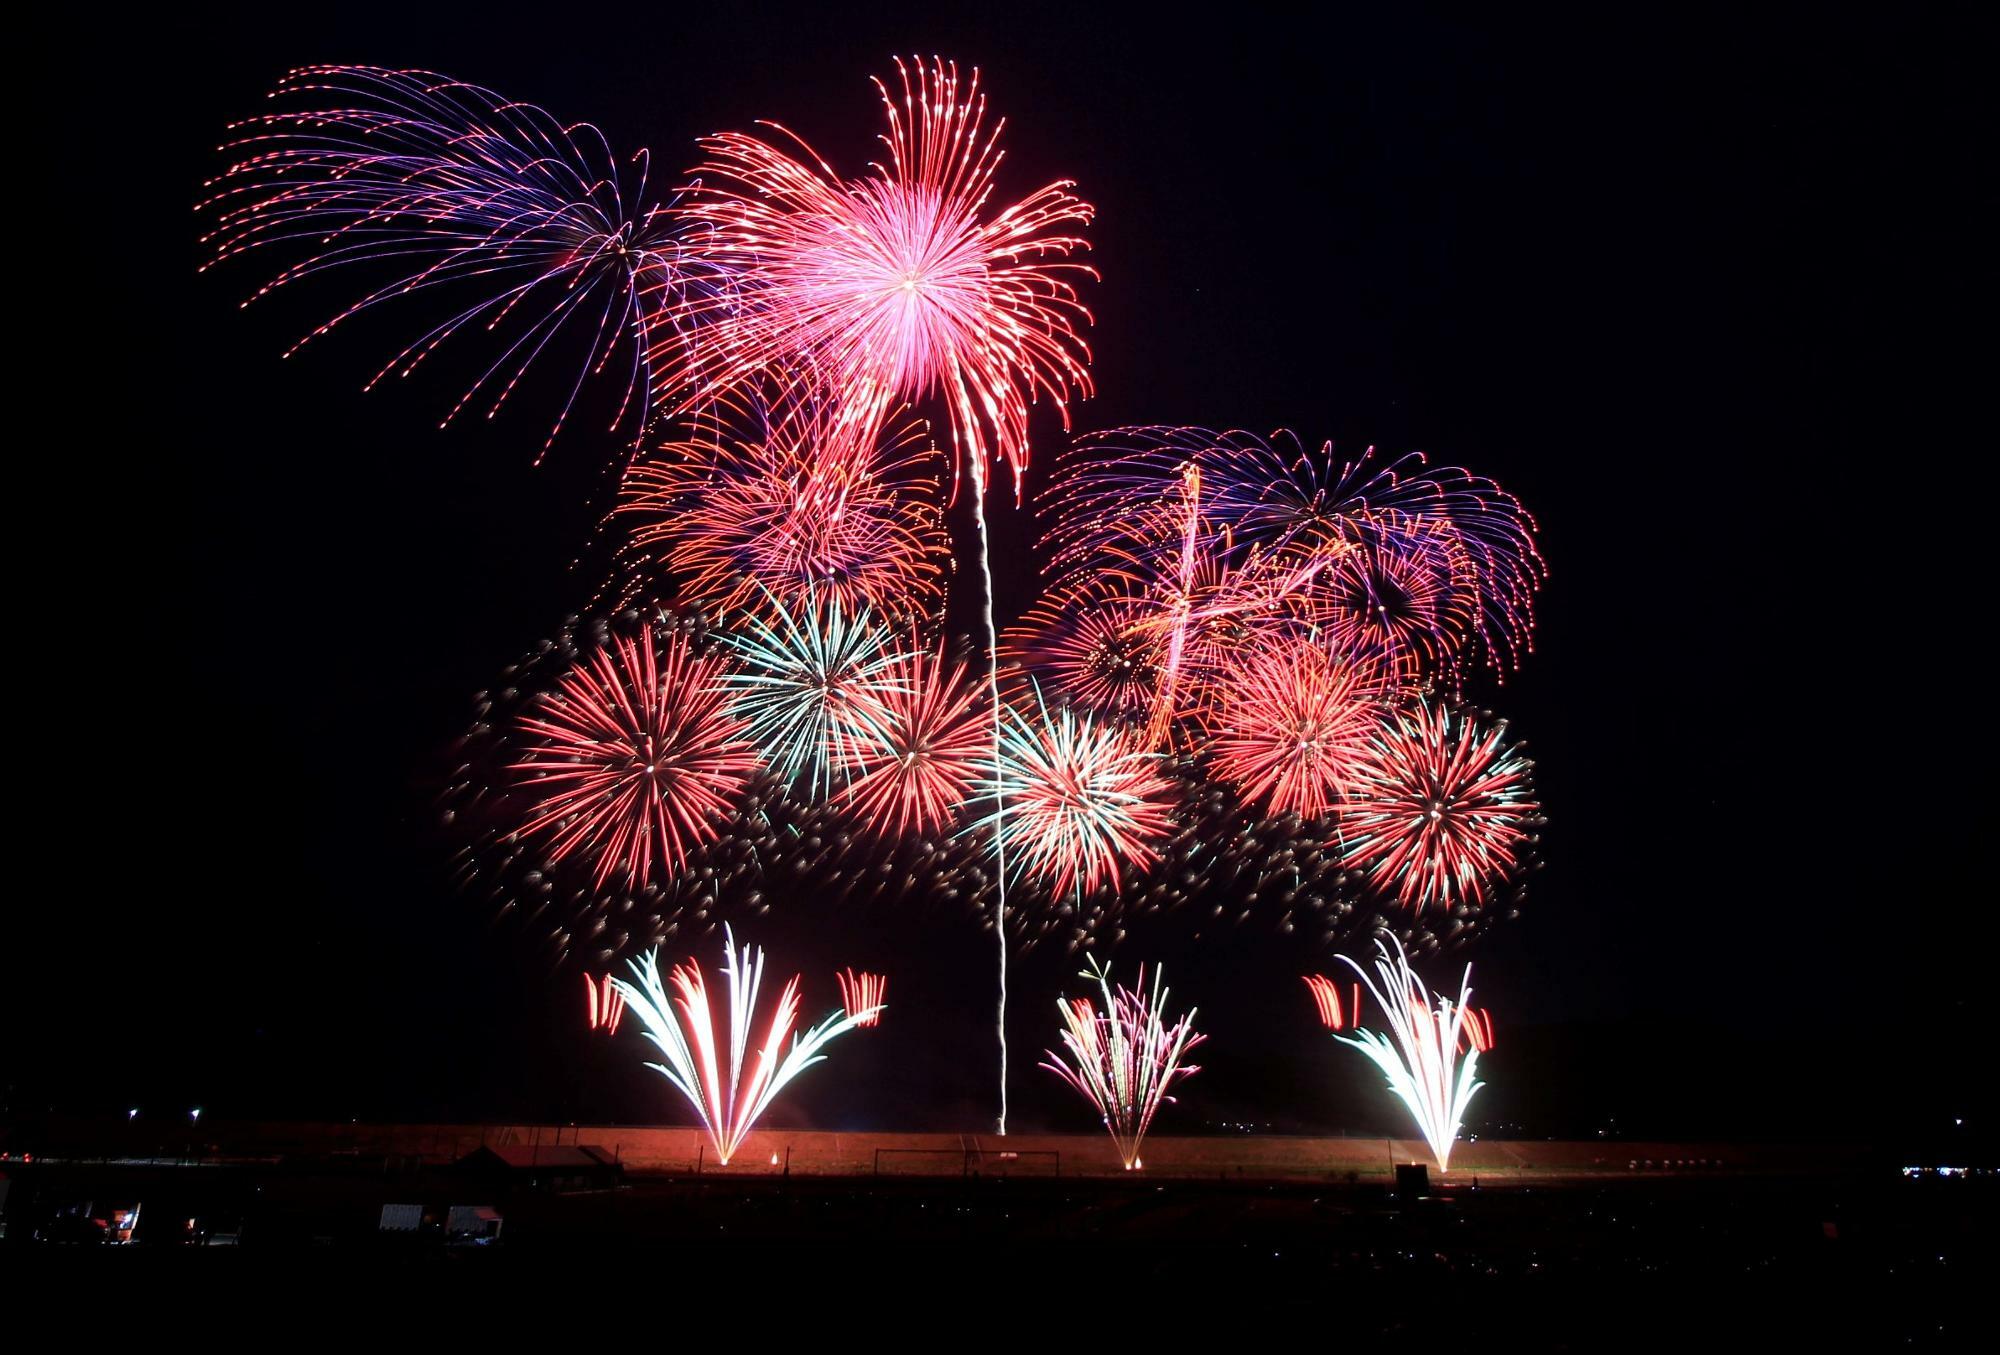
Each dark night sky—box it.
[11,5,1987,1143]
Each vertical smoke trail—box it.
[969,459,1010,1135]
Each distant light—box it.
[127,1108,138,1120]
[190,1108,202,1122]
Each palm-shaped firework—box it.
[613,927,878,1164]
[1336,934,1486,1171]
[1042,960,1203,1169]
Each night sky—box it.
[13,5,1985,1145]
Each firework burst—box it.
[1042,959,1203,1169]
[201,65,718,455]
[1210,639,1392,816]
[617,383,948,622]
[615,928,876,1164]
[667,56,1095,488]
[1001,580,1164,724]
[720,592,910,800]
[1046,429,1543,676]
[838,644,988,838]
[512,623,760,889]
[979,692,1176,899]
[1339,700,1538,913]
[1336,934,1485,1171]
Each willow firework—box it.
[200,65,717,455]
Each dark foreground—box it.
[3,1155,1982,1345]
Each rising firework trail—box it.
[613,927,877,1165]
[1336,934,1486,1171]
[1041,959,1203,1169]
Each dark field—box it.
[4,1154,1981,1344]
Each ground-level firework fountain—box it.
[1336,936,1487,1171]
[1042,961,1203,1169]
[612,928,879,1165]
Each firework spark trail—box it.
[1041,959,1203,1169]
[836,969,888,1027]
[972,457,1011,1133]
[583,973,627,1034]
[1336,934,1484,1171]
[614,927,877,1164]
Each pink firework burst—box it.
[512,625,760,888]
[618,384,947,622]
[838,644,988,838]
[665,56,1095,490]
[1210,639,1392,817]
[983,695,1177,898]
[1338,701,1538,912]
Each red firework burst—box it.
[1337,701,1537,912]
[663,56,1095,488]
[512,625,760,887]
[618,386,946,621]
[837,645,988,838]
[1002,581,1164,723]
[1210,640,1391,817]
